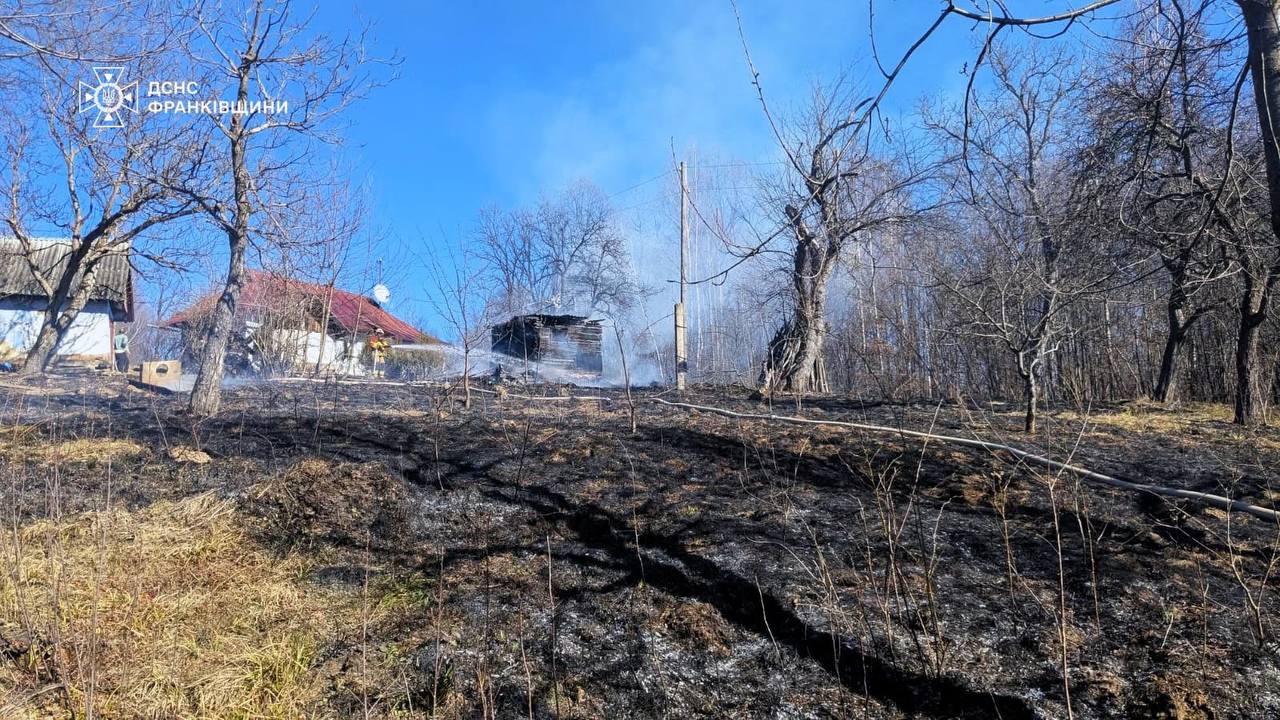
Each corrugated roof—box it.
[164,269,440,345]
[0,238,132,307]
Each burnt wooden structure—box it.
[491,314,603,376]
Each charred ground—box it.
[0,374,1277,718]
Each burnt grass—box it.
[3,373,1280,719]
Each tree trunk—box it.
[1154,330,1186,404]
[1019,343,1046,434]
[1239,1,1280,245]
[1234,322,1259,425]
[759,301,828,395]
[759,203,835,396]
[1154,289,1192,403]
[313,283,336,376]
[188,233,247,415]
[1023,370,1039,434]
[19,281,98,374]
[15,245,102,376]
[463,345,472,409]
[1234,283,1267,425]
[189,78,252,415]
[19,322,64,374]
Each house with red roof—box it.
[163,270,443,375]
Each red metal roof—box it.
[163,270,439,345]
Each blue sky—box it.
[328,0,974,210]
[256,1,1103,338]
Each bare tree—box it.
[926,47,1102,432]
[879,1,1280,424]
[250,169,368,376]
[754,85,926,396]
[175,0,392,415]
[1219,167,1278,424]
[0,6,200,374]
[1216,0,1280,423]
[476,204,544,318]
[881,0,1280,425]
[476,181,643,320]
[424,245,490,410]
[0,0,172,62]
[1084,0,1240,403]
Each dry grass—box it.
[0,428,149,466]
[0,492,369,718]
[1054,401,1236,435]
[653,599,733,656]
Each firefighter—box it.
[369,328,390,377]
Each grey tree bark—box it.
[759,205,835,394]
[188,67,252,416]
[1154,280,1204,404]
[176,0,389,414]
[755,93,921,396]
[18,260,100,374]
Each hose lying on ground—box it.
[652,398,1280,524]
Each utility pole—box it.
[675,161,688,391]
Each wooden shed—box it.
[491,314,603,376]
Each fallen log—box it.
[653,399,1280,524]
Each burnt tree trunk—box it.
[1023,372,1039,434]
[759,303,827,394]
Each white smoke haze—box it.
[441,342,665,389]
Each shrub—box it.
[384,345,446,380]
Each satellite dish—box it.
[372,283,391,304]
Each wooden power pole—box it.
[675,161,688,391]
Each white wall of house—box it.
[265,328,367,374]
[0,297,113,359]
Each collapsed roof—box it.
[491,314,603,375]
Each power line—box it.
[614,195,671,214]
[606,169,674,200]
[693,160,787,169]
